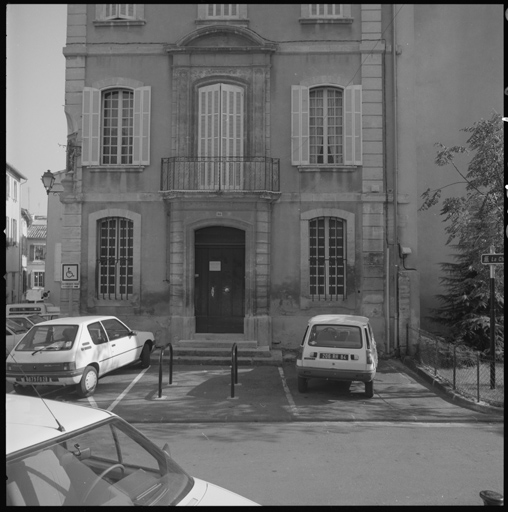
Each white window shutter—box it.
[291,85,309,165]
[133,86,151,165]
[344,85,362,165]
[82,87,101,166]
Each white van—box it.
[6,302,61,320]
[295,314,378,398]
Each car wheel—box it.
[77,365,98,398]
[140,343,151,368]
[297,376,308,393]
[365,380,374,398]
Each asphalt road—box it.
[136,420,504,506]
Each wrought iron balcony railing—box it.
[161,156,280,193]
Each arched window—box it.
[96,217,134,299]
[309,216,346,300]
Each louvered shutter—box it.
[344,85,362,165]
[291,85,309,165]
[82,87,101,166]
[133,86,151,165]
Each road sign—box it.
[61,282,81,289]
[481,254,504,265]
[62,263,80,282]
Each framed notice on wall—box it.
[209,261,221,271]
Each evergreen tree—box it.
[420,112,504,355]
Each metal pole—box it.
[489,259,496,389]
[168,343,173,385]
[452,344,456,390]
[476,352,480,403]
[434,338,438,377]
[158,347,164,398]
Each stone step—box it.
[174,340,258,349]
[152,349,282,367]
[171,347,272,358]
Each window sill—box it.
[299,17,354,24]
[297,165,358,172]
[87,166,145,173]
[93,19,146,27]
[195,19,249,26]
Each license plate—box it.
[320,353,348,360]
[23,376,50,383]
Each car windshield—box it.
[308,324,363,349]
[6,417,193,506]
[7,318,29,334]
[15,325,78,352]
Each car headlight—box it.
[62,362,76,371]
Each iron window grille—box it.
[309,216,346,301]
[96,217,134,300]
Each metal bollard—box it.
[479,490,503,506]
[168,343,173,385]
[230,343,238,398]
[158,346,164,399]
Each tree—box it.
[420,112,504,355]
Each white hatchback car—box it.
[296,314,378,397]
[6,394,259,506]
[6,316,155,397]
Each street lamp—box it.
[41,170,56,195]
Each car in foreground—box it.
[6,394,259,506]
[6,316,155,397]
[296,314,378,397]
[6,318,30,357]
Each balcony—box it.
[161,156,280,193]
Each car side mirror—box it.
[162,442,171,458]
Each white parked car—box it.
[296,314,378,397]
[6,394,259,506]
[6,318,29,357]
[6,316,155,397]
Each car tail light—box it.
[366,350,373,364]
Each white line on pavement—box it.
[107,367,150,412]
[278,366,299,417]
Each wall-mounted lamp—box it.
[41,170,58,195]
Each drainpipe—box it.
[392,4,400,355]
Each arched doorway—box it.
[194,226,245,333]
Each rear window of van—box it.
[308,325,362,349]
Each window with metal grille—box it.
[309,87,343,164]
[309,4,343,18]
[206,4,239,18]
[101,89,134,165]
[309,217,346,300]
[97,217,133,300]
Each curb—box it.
[399,356,504,417]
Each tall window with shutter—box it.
[292,84,362,166]
[198,83,244,190]
[104,4,136,20]
[82,86,151,166]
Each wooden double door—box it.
[194,227,245,333]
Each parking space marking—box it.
[106,367,150,412]
[278,367,299,417]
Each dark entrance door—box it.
[195,227,245,333]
